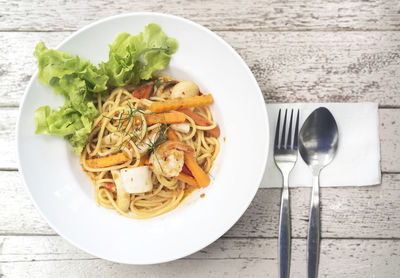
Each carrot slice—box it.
[138,156,147,166]
[144,112,186,125]
[133,85,152,99]
[184,154,210,188]
[86,153,128,168]
[180,109,220,138]
[176,173,198,187]
[125,112,185,127]
[150,94,214,112]
[167,128,180,141]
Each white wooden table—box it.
[1,1,400,277]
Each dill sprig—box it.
[146,123,169,173]
[101,101,170,154]
[154,78,164,92]
[146,124,169,155]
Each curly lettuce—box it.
[33,24,178,154]
[34,43,107,154]
[101,23,178,87]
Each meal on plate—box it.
[32,24,220,219]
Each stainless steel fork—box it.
[273,109,300,278]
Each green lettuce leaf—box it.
[101,23,178,87]
[34,102,96,153]
[34,42,108,93]
[33,24,178,154]
[33,43,106,154]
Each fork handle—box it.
[307,175,320,278]
[279,186,291,278]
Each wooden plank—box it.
[1,170,400,238]
[1,236,399,277]
[0,236,94,262]
[3,108,398,171]
[0,171,54,235]
[228,173,400,238]
[225,31,400,106]
[0,108,18,170]
[1,31,400,107]
[0,32,68,107]
[2,0,400,32]
[380,109,400,172]
[3,1,399,275]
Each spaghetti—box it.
[80,78,220,219]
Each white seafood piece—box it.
[170,123,190,133]
[171,81,200,99]
[112,166,153,195]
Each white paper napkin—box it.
[261,103,381,188]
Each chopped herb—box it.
[146,124,169,155]
[100,100,171,156]
[154,79,164,90]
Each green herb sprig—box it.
[102,101,169,154]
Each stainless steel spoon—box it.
[299,107,339,278]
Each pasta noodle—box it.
[80,78,220,219]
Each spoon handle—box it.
[307,175,320,278]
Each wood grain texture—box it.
[0,108,17,170]
[1,236,399,277]
[0,32,400,107]
[226,31,400,106]
[0,32,68,107]
[2,1,400,274]
[228,174,400,238]
[2,0,400,32]
[2,170,400,239]
[2,31,400,107]
[3,108,399,171]
[0,171,54,235]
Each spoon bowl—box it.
[299,107,339,172]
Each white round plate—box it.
[17,12,269,264]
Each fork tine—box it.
[280,109,288,149]
[274,109,281,149]
[286,109,294,149]
[293,109,300,150]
